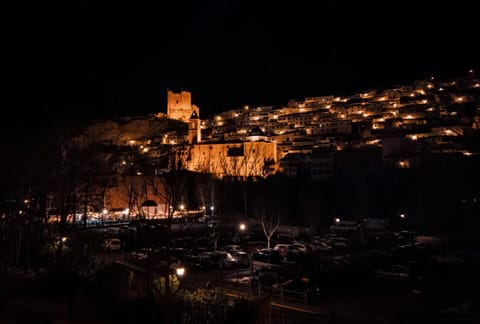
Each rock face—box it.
[72,115,187,147]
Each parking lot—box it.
[88,222,480,318]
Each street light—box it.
[400,214,406,219]
[335,217,341,223]
[123,208,129,219]
[175,267,185,277]
[238,221,255,291]
[239,222,247,232]
[102,208,108,224]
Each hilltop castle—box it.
[166,90,200,122]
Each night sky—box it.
[4,1,480,126]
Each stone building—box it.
[166,90,200,122]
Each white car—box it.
[103,238,121,251]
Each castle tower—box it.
[167,90,199,122]
[188,111,201,144]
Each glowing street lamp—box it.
[210,206,215,218]
[176,267,185,277]
[102,208,107,223]
[335,218,341,223]
[239,222,247,232]
[400,214,406,219]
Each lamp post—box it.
[56,236,68,269]
[239,222,255,294]
[123,208,129,221]
[399,213,408,231]
[165,262,186,297]
[239,222,246,232]
[180,204,185,212]
[102,208,107,225]
[176,266,185,277]
[210,206,215,219]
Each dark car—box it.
[183,253,214,272]
[254,266,288,287]
[232,251,251,268]
[271,277,323,303]
[374,264,412,282]
[253,248,282,264]
[209,251,238,269]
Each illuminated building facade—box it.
[180,140,277,178]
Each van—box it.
[330,221,358,232]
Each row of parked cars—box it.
[128,244,254,272]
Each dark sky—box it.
[4,1,480,125]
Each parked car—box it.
[130,251,148,262]
[309,241,333,253]
[222,245,243,254]
[273,244,292,258]
[254,266,288,287]
[374,264,412,282]
[184,253,214,272]
[271,277,323,303]
[330,221,359,233]
[210,251,238,269]
[291,242,308,253]
[232,251,251,268]
[429,251,463,265]
[103,238,121,251]
[314,234,351,249]
[253,248,282,264]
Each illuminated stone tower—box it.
[188,111,201,144]
[167,90,199,122]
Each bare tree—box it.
[251,176,289,248]
[145,151,190,297]
[260,209,280,249]
[119,175,149,219]
[49,139,85,231]
[0,129,60,275]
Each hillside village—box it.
[76,69,480,181]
